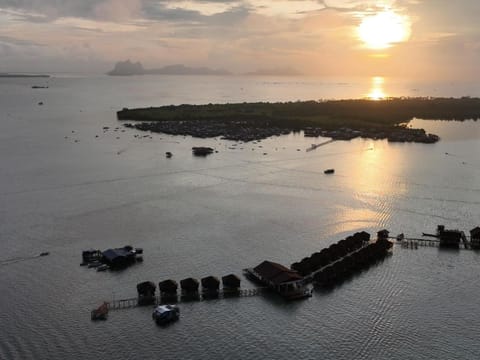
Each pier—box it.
[391,234,474,250]
[105,288,267,311]
[91,226,479,320]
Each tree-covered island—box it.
[117,97,480,143]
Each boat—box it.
[324,169,335,174]
[91,302,109,321]
[96,264,109,272]
[307,143,321,152]
[39,252,50,256]
[192,147,214,156]
[87,261,103,268]
[165,152,173,158]
[152,305,180,325]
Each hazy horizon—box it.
[1,1,480,81]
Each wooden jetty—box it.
[104,288,267,311]
[391,234,473,250]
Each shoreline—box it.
[117,97,480,143]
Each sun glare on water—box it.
[367,76,386,100]
[358,10,411,49]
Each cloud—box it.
[0,0,143,21]
[0,0,480,80]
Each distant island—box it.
[107,60,231,76]
[0,73,50,78]
[244,67,302,76]
[117,97,480,143]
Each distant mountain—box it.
[0,73,50,78]
[107,61,231,76]
[107,60,145,76]
[147,64,231,76]
[244,67,302,76]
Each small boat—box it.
[324,169,335,174]
[91,302,109,321]
[165,152,173,158]
[192,147,214,156]
[307,143,321,152]
[96,264,109,272]
[152,305,180,325]
[39,252,50,257]
[88,261,103,268]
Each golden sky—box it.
[0,0,479,79]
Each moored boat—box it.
[91,302,109,321]
[152,305,180,325]
[96,264,109,272]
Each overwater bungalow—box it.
[377,229,390,241]
[201,276,220,293]
[159,279,178,295]
[137,281,156,305]
[244,260,311,300]
[355,231,371,243]
[180,278,200,294]
[222,274,241,290]
[439,229,462,248]
[470,227,480,249]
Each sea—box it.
[0,74,479,360]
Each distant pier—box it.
[393,225,478,250]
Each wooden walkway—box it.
[106,288,267,311]
[390,234,473,250]
[302,242,373,284]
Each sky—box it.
[1,0,480,79]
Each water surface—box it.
[0,75,479,360]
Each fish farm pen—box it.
[90,225,479,320]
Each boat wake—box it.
[306,139,335,152]
[0,253,49,268]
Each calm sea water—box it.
[0,75,479,360]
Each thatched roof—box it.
[159,279,178,293]
[470,227,480,238]
[137,281,156,294]
[222,274,241,288]
[254,260,302,285]
[180,277,199,291]
[201,276,220,289]
[354,231,371,242]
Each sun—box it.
[357,10,411,49]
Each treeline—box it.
[117,97,480,129]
